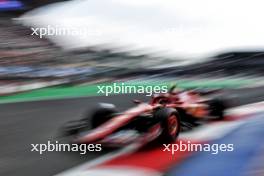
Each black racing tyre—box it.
[208,99,226,120]
[90,103,117,129]
[154,108,181,144]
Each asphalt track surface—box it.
[0,87,264,176]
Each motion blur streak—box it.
[167,113,264,176]
[54,102,264,176]
[19,0,264,57]
[1,0,264,176]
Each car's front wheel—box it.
[90,103,117,129]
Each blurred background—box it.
[0,0,264,176]
[1,0,264,98]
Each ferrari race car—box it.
[61,86,226,146]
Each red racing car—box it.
[61,86,226,146]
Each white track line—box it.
[55,143,142,176]
[179,120,244,141]
[56,166,162,176]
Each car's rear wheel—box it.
[208,99,226,120]
[154,108,180,143]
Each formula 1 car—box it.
[61,86,226,146]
